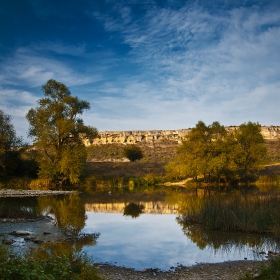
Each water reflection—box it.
[1,188,280,270]
[123,202,145,219]
[37,194,86,234]
[0,194,99,253]
[176,217,279,257]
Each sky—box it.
[0,0,280,140]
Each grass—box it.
[0,244,103,280]
[178,193,280,235]
[86,141,178,163]
[240,257,280,280]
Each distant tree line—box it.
[0,79,269,188]
[166,121,267,185]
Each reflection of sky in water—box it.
[83,212,269,270]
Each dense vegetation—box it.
[0,244,102,280]
[166,121,267,185]
[177,194,280,235]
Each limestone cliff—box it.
[84,126,280,146]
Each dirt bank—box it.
[97,260,266,280]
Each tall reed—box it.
[179,194,280,235]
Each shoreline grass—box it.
[179,194,280,235]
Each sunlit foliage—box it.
[166,121,267,185]
[26,79,98,185]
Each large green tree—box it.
[233,122,267,183]
[26,79,98,185]
[166,121,267,185]
[166,121,227,183]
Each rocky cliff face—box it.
[84,126,280,146]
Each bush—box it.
[122,145,143,162]
[0,244,103,280]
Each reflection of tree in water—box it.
[0,197,42,219]
[25,235,100,274]
[176,215,280,257]
[37,194,87,235]
[37,194,100,252]
[123,202,144,219]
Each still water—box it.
[0,189,279,270]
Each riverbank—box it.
[0,189,76,197]
[0,192,271,280]
[97,260,267,280]
[0,218,269,280]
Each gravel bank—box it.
[0,189,76,197]
[97,260,266,280]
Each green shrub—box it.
[0,244,103,280]
[123,145,143,162]
[240,257,280,280]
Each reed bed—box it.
[179,194,280,235]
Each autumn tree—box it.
[233,122,267,183]
[166,121,227,183]
[26,79,98,185]
[166,121,267,185]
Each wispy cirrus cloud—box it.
[1,0,279,138]
[90,1,280,128]
[0,47,101,87]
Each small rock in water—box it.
[268,250,277,255]
[33,239,43,244]
[2,238,14,245]
[11,230,32,236]
[24,236,36,241]
[43,232,51,235]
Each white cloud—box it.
[90,2,280,130]
[1,1,279,138]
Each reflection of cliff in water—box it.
[85,201,178,214]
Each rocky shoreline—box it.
[97,260,267,280]
[0,189,76,197]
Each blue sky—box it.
[0,0,280,140]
